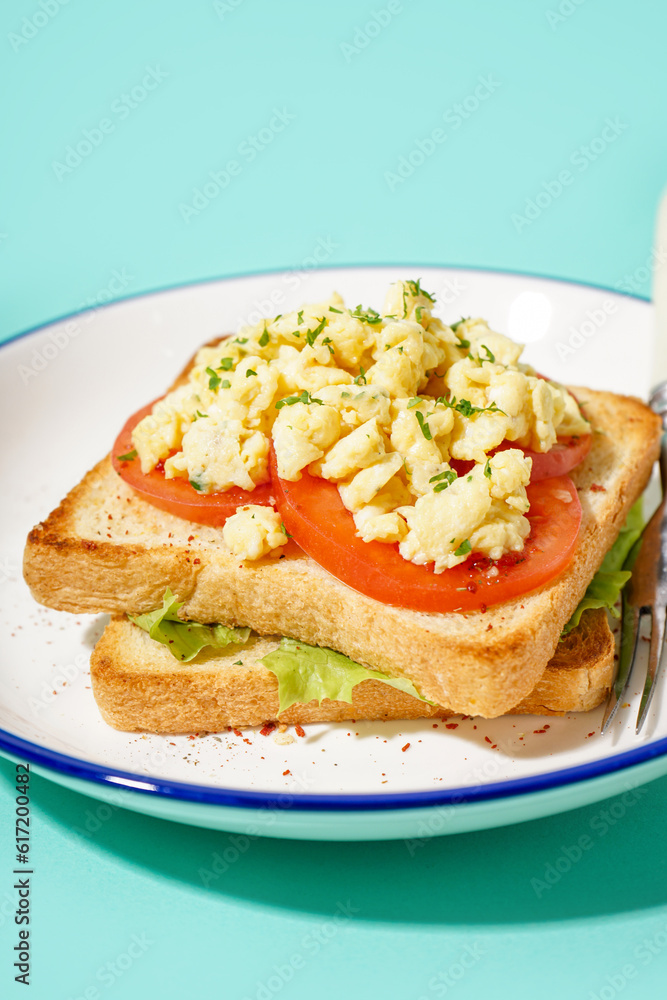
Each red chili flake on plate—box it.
[260,722,276,736]
[232,728,242,737]
[587,732,595,738]
[283,769,291,776]
[401,742,410,752]
[445,723,458,730]
[484,736,493,744]
[295,724,306,738]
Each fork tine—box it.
[636,605,667,733]
[601,602,642,734]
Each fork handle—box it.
[649,382,667,493]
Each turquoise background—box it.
[2,0,667,996]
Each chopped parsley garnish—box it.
[329,306,343,314]
[457,338,470,349]
[246,369,257,377]
[297,310,304,325]
[322,336,334,355]
[354,366,367,385]
[218,357,234,371]
[275,390,323,409]
[437,395,506,418]
[351,305,383,325]
[407,397,423,408]
[454,539,472,557]
[406,278,435,302]
[430,469,457,492]
[195,410,208,419]
[206,366,221,390]
[415,305,425,324]
[258,329,270,347]
[415,411,432,440]
[305,317,326,347]
[116,449,137,462]
[480,344,496,363]
[280,522,293,538]
[221,379,231,389]
[340,391,351,398]
[450,318,469,332]
[234,337,248,344]
[484,459,492,478]
[189,480,204,492]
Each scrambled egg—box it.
[133,280,590,569]
[222,505,288,561]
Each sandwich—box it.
[23,279,661,732]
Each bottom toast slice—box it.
[90,608,615,733]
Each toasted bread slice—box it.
[24,388,660,717]
[90,608,615,732]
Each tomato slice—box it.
[112,401,275,527]
[271,453,582,613]
[450,435,591,482]
[495,434,591,480]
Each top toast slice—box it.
[23,387,660,717]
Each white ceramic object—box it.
[1,266,664,841]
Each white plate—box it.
[1,266,665,841]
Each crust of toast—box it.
[90,608,615,732]
[24,387,660,717]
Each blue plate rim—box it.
[1,265,659,814]
[1,727,667,812]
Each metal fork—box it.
[601,381,667,735]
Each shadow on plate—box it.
[4,756,667,927]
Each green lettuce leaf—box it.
[562,499,644,636]
[129,588,251,662]
[599,498,645,573]
[259,637,435,713]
